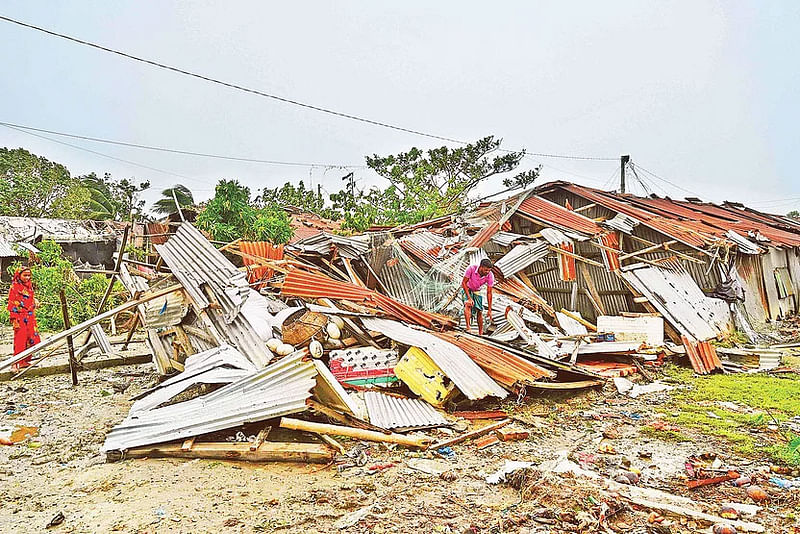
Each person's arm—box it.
[461,277,472,305]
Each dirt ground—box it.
[1,338,799,533]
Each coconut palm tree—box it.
[152,185,195,216]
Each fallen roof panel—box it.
[364,391,449,431]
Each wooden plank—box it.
[181,437,196,451]
[548,246,605,268]
[559,308,597,332]
[280,417,431,449]
[250,425,272,451]
[307,400,387,433]
[58,290,78,386]
[0,284,184,371]
[430,419,510,450]
[316,434,345,454]
[118,440,334,463]
[578,263,607,315]
[0,353,152,382]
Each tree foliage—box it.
[152,184,195,216]
[0,147,87,218]
[330,136,540,231]
[256,180,334,218]
[196,180,294,244]
[0,240,124,331]
[81,173,151,221]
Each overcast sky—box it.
[1,1,799,215]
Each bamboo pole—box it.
[58,291,78,386]
[430,419,510,450]
[558,308,598,332]
[0,284,183,371]
[279,417,430,449]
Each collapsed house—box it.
[2,180,797,462]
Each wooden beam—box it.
[559,308,597,332]
[0,284,183,371]
[116,440,334,464]
[619,240,677,261]
[58,290,78,386]
[548,246,605,268]
[280,417,431,449]
[626,234,707,263]
[573,202,597,213]
[578,263,607,315]
[430,419,510,450]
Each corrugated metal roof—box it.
[621,263,730,341]
[725,230,761,255]
[291,232,369,258]
[129,344,257,413]
[102,350,316,453]
[398,231,448,266]
[155,223,249,322]
[602,213,639,233]
[435,331,554,390]
[518,195,603,236]
[143,292,190,329]
[240,241,284,285]
[364,391,449,431]
[494,241,548,278]
[0,238,18,257]
[491,231,529,247]
[360,317,508,400]
[281,269,457,330]
[467,221,501,248]
[0,216,116,243]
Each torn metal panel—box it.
[725,230,761,255]
[435,331,555,390]
[494,241,548,278]
[361,317,507,400]
[491,231,530,247]
[602,213,639,233]
[312,359,360,415]
[102,351,316,453]
[518,195,603,236]
[129,344,257,413]
[398,231,447,266]
[364,391,449,431]
[155,223,249,322]
[0,238,18,258]
[89,324,114,356]
[143,292,190,329]
[291,232,370,258]
[596,315,664,346]
[504,309,559,359]
[621,263,730,341]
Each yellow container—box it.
[394,347,456,406]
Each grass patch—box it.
[660,365,800,465]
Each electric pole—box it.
[620,155,630,193]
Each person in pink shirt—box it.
[461,258,494,335]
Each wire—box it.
[632,163,705,198]
[0,120,367,169]
[0,15,618,161]
[2,123,214,188]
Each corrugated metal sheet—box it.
[494,241,548,278]
[129,344,257,413]
[281,269,457,330]
[398,231,447,266]
[518,195,603,236]
[467,221,501,248]
[602,213,639,233]
[434,331,553,391]
[725,230,761,255]
[143,292,190,329]
[291,232,369,258]
[240,241,284,285]
[102,350,316,453]
[682,336,723,375]
[491,231,529,247]
[89,324,114,355]
[621,263,731,341]
[364,391,449,431]
[0,216,116,242]
[155,223,249,322]
[0,238,18,257]
[361,317,508,400]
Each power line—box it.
[632,163,704,198]
[0,120,368,169]
[0,14,618,162]
[2,123,214,189]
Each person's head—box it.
[17,268,32,283]
[478,258,493,276]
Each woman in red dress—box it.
[7,267,41,370]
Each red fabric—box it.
[7,268,40,363]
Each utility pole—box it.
[620,155,630,194]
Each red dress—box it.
[7,269,41,365]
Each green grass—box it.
[659,365,800,465]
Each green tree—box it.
[330,136,540,231]
[196,179,294,243]
[81,173,151,221]
[0,147,89,218]
[787,210,799,219]
[256,180,335,218]
[152,184,195,216]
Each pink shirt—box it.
[463,264,494,291]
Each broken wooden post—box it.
[279,417,431,449]
[58,290,78,386]
[429,419,510,450]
